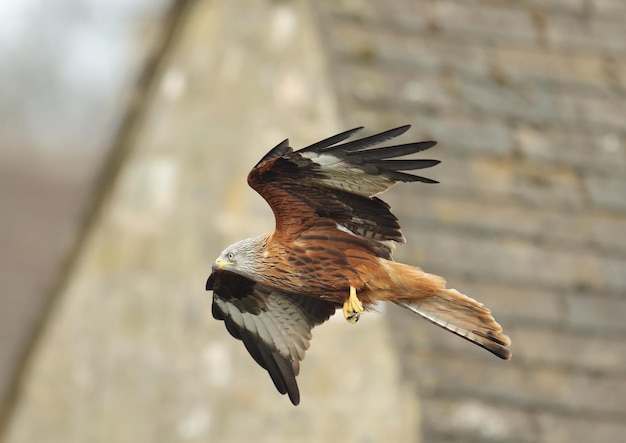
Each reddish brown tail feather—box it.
[381,260,511,359]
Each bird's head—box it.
[212,234,269,281]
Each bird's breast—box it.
[259,231,383,297]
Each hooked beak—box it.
[213,256,231,271]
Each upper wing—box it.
[247,126,439,258]
[206,268,337,405]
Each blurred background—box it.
[1,0,625,442]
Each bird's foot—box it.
[343,286,364,324]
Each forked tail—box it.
[381,261,511,359]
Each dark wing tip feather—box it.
[241,333,300,404]
[298,126,365,153]
[365,159,441,171]
[367,159,440,183]
[347,141,437,160]
[384,171,439,184]
[272,353,301,405]
[254,139,292,167]
[322,125,412,154]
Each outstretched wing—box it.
[206,269,337,405]
[247,125,439,258]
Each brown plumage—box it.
[207,125,511,405]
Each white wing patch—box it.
[335,223,359,237]
[300,151,341,167]
[301,151,397,197]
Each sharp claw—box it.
[343,286,364,324]
[346,311,360,324]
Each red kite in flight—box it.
[206,125,511,405]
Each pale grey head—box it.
[213,233,269,280]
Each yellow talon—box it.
[343,286,364,324]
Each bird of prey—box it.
[206,125,511,405]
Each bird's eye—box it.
[227,252,235,261]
